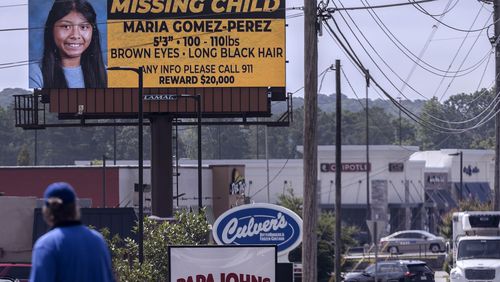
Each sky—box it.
[0,0,495,102]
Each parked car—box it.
[343,260,435,282]
[0,264,30,282]
[0,278,19,282]
[379,230,445,254]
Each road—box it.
[435,271,449,282]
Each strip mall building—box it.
[0,145,494,237]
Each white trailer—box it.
[450,211,500,282]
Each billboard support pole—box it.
[151,116,173,217]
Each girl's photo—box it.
[29,0,107,89]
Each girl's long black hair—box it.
[42,0,107,88]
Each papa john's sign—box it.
[212,203,303,256]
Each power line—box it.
[0,6,299,33]
[0,9,299,69]
[322,20,438,132]
[0,3,27,8]
[250,158,290,198]
[361,0,489,77]
[2,21,286,69]
[328,0,437,11]
[396,0,454,94]
[433,3,491,100]
[407,0,495,32]
[329,3,492,106]
[323,18,500,134]
[407,0,459,17]
[341,66,418,148]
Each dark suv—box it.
[0,263,31,282]
[343,260,434,282]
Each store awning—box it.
[454,182,492,203]
[437,189,458,209]
[425,189,457,210]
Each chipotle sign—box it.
[320,163,371,172]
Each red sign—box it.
[320,163,370,173]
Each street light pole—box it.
[449,151,463,202]
[107,66,144,263]
[459,151,463,202]
[102,154,106,207]
[172,94,202,209]
[196,94,202,210]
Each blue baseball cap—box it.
[43,182,76,205]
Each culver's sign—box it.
[212,203,303,255]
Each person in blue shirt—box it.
[30,182,115,282]
[30,0,107,88]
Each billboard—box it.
[169,245,276,282]
[29,0,285,89]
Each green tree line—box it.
[0,88,494,165]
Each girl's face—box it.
[53,10,93,66]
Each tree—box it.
[366,107,400,145]
[416,97,450,150]
[104,210,210,281]
[276,188,303,215]
[439,199,493,240]
[0,106,16,164]
[267,108,304,158]
[416,89,496,150]
[391,117,417,145]
[181,121,251,160]
[17,145,30,166]
[3,87,498,163]
[441,91,493,149]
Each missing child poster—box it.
[107,0,286,88]
[29,0,284,89]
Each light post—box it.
[107,66,144,263]
[196,95,201,210]
[169,94,202,209]
[188,94,202,210]
[449,151,463,202]
[102,154,106,208]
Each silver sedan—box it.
[379,230,446,254]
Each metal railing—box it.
[14,94,46,129]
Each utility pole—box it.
[303,0,318,280]
[265,125,270,203]
[494,0,500,211]
[397,96,402,146]
[334,59,342,282]
[365,70,371,222]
